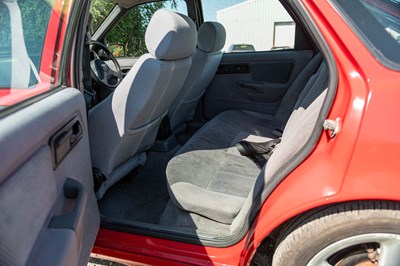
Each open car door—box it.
[0,89,99,266]
[0,0,99,265]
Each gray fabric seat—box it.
[167,149,261,224]
[174,53,323,153]
[176,110,277,154]
[168,22,226,133]
[89,9,197,199]
[166,59,328,225]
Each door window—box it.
[0,0,73,106]
[102,0,188,58]
[90,0,115,33]
[273,21,296,50]
[333,0,400,69]
[201,0,296,53]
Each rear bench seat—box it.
[166,55,328,225]
[172,53,322,153]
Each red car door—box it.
[0,0,99,265]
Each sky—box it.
[201,0,245,21]
[170,0,246,21]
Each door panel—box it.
[115,57,139,78]
[0,88,99,266]
[105,57,137,79]
[203,50,313,119]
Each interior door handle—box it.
[49,178,86,230]
[50,118,83,168]
[237,80,264,94]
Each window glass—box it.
[90,0,115,33]
[104,0,187,58]
[333,0,400,69]
[201,0,296,53]
[0,0,74,108]
[0,0,53,89]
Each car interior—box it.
[78,0,335,246]
[7,0,400,264]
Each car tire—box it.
[272,201,400,266]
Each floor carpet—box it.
[98,146,180,224]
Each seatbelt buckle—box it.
[84,89,96,110]
[272,129,283,137]
[84,88,96,98]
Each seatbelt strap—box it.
[4,0,39,88]
[236,138,281,168]
[93,168,107,192]
[272,128,283,138]
[29,57,41,83]
[83,13,96,110]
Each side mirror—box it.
[107,43,126,58]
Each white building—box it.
[217,0,295,51]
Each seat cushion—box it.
[166,110,277,224]
[177,110,279,153]
[167,149,260,224]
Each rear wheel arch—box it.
[250,200,400,266]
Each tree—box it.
[90,0,115,33]
[0,0,179,58]
[0,0,52,52]
[105,2,164,57]
[90,0,178,57]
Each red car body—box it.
[1,0,399,265]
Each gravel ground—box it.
[88,257,126,266]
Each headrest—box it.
[145,9,197,60]
[197,22,226,53]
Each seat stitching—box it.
[204,154,229,190]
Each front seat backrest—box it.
[168,21,226,133]
[88,9,197,198]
